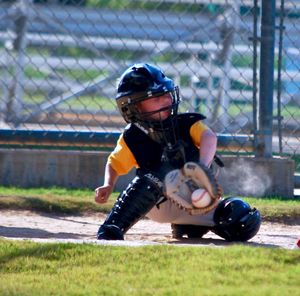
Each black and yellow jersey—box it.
[108,113,209,175]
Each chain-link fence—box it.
[0,0,299,172]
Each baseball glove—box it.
[164,162,222,215]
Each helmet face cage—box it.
[117,87,180,126]
[116,63,181,145]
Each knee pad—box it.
[213,197,261,241]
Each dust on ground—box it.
[0,210,299,249]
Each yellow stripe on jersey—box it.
[108,120,209,175]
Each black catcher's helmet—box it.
[213,197,261,241]
[116,63,180,130]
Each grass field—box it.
[0,239,299,296]
[0,187,300,295]
[0,186,299,223]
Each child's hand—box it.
[95,185,112,204]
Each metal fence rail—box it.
[0,0,299,173]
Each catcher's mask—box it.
[213,197,261,241]
[116,63,180,145]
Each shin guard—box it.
[97,173,164,240]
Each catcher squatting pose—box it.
[95,63,261,241]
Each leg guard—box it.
[97,173,164,240]
[171,224,210,239]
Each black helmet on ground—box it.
[213,197,261,241]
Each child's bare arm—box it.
[95,162,119,204]
[199,129,217,167]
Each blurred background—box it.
[0,0,299,176]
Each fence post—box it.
[5,0,30,125]
[256,0,276,158]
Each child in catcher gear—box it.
[95,63,261,241]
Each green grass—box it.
[0,186,117,214]
[86,0,212,13]
[23,94,117,111]
[24,67,49,80]
[0,239,299,296]
[56,68,106,82]
[243,196,300,223]
[0,187,299,224]
[59,95,117,111]
[0,187,299,295]
[193,100,300,118]
[24,67,105,82]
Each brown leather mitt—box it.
[164,162,222,215]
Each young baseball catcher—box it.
[95,63,261,241]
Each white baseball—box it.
[191,189,211,208]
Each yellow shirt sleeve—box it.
[107,134,138,175]
[189,121,209,148]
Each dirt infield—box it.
[0,210,299,249]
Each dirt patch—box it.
[0,210,299,249]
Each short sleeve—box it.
[189,121,209,148]
[107,134,138,175]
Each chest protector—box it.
[123,113,206,172]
